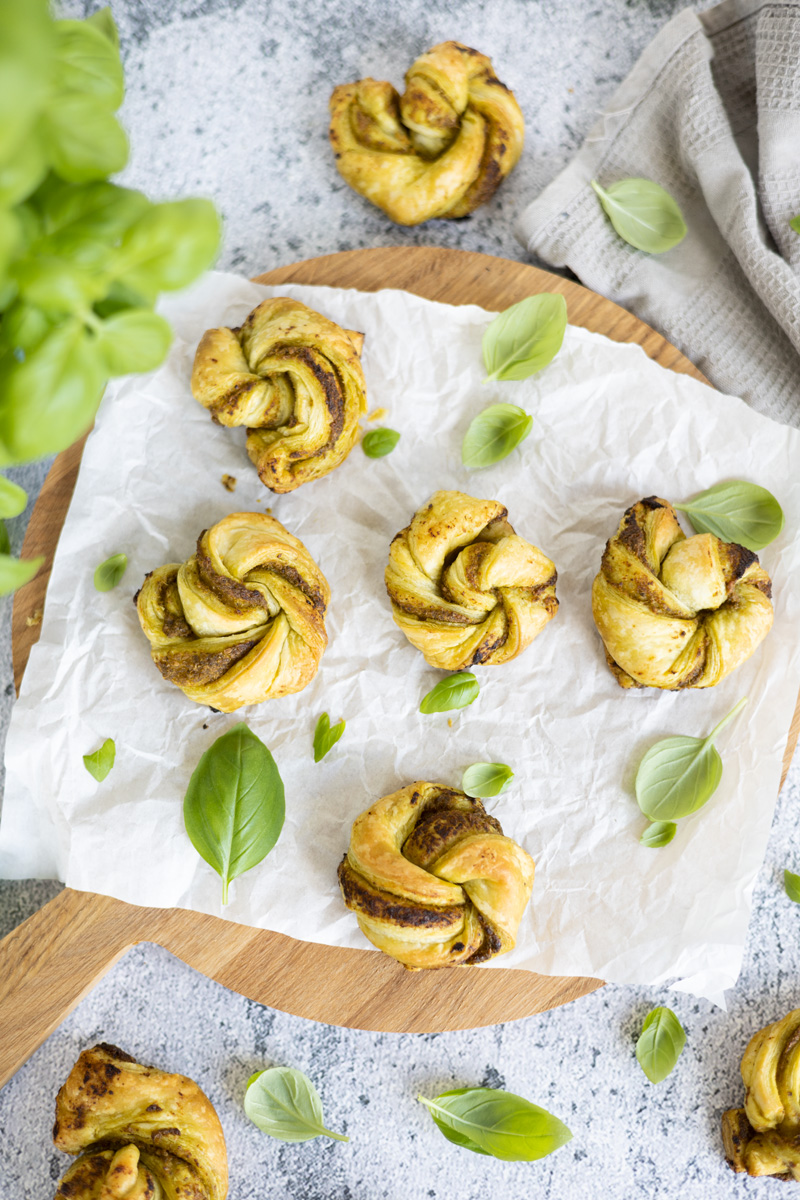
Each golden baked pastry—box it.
[338,781,535,970]
[135,511,329,712]
[191,297,367,493]
[53,1042,227,1199]
[385,489,558,670]
[722,1009,800,1180]
[592,496,773,689]
[329,41,524,225]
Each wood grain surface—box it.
[3,247,797,1090]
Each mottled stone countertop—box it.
[2,2,799,1197]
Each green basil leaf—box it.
[789,215,800,236]
[0,302,54,358]
[86,8,119,48]
[462,762,513,798]
[636,1007,686,1083]
[83,737,115,782]
[53,20,124,108]
[0,0,52,164]
[419,672,480,715]
[462,403,533,469]
[94,309,172,375]
[0,523,8,556]
[640,821,677,848]
[418,1087,572,1162]
[313,712,345,763]
[591,178,687,254]
[93,551,127,592]
[784,869,800,904]
[183,723,285,905]
[35,178,149,243]
[0,552,44,596]
[245,1067,348,1143]
[12,255,106,314]
[0,208,22,276]
[0,135,47,207]
[482,293,567,382]
[0,475,28,519]
[634,698,747,823]
[41,95,128,184]
[114,199,221,299]
[673,481,784,551]
[362,427,400,458]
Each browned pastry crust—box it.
[329,41,524,225]
[53,1043,227,1199]
[592,496,773,689]
[338,781,535,970]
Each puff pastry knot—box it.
[338,781,535,970]
[135,511,329,712]
[191,297,367,493]
[329,41,524,225]
[722,1009,800,1180]
[592,496,773,689]
[385,489,558,670]
[53,1042,228,1199]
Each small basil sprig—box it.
[674,481,784,551]
[790,215,800,235]
[420,672,479,714]
[183,723,285,905]
[635,1007,686,1083]
[0,473,42,592]
[83,737,115,782]
[784,869,800,904]
[640,821,676,848]
[635,697,747,826]
[482,293,567,382]
[362,428,400,458]
[418,1087,572,1162]
[462,762,513,798]
[462,403,532,469]
[313,712,345,762]
[245,1067,348,1143]
[590,178,687,254]
[94,551,127,591]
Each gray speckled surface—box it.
[2,1,800,1196]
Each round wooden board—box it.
[3,247,798,1090]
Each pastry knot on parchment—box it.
[385,490,558,671]
[592,496,773,689]
[191,297,367,493]
[135,511,329,713]
[329,41,524,225]
[722,1009,800,1181]
[53,1042,228,1199]
[338,782,535,970]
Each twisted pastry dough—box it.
[338,781,535,970]
[385,490,558,670]
[592,496,773,689]
[329,41,524,225]
[191,297,367,493]
[135,511,329,712]
[722,1009,800,1180]
[53,1043,227,1199]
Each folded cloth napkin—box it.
[516,0,800,426]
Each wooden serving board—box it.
[2,247,798,1090]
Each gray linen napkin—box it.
[516,0,800,426]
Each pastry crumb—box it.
[26,609,43,628]
[367,407,388,422]
[448,718,453,728]
[221,474,237,492]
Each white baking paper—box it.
[3,270,800,1007]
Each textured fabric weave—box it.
[516,0,800,425]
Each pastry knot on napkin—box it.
[53,1043,228,1199]
[191,297,367,493]
[135,511,329,713]
[592,497,773,690]
[385,489,558,670]
[722,1009,800,1181]
[338,781,535,970]
[329,41,524,225]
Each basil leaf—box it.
[0,523,8,556]
[94,309,172,375]
[635,698,747,823]
[482,293,567,383]
[0,475,27,519]
[784,869,800,904]
[313,712,345,763]
[93,551,127,592]
[362,427,400,458]
[674,481,784,551]
[114,199,221,299]
[590,178,687,254]
[36,179,149,246]
[183,723,285,905]
[86,8,119,48]
[245,1067,348,1143]
[790,215,800,235]
[83,737,115,782]
[0,553,44,596]
[418,1087,572,1162]
[462,403,533,469]
[41,94,128,184]
[462,762,513,798]
[636,1007,686,1083]
[420,672,480,714]
[54,19,124,108]
[640,821,677,848]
